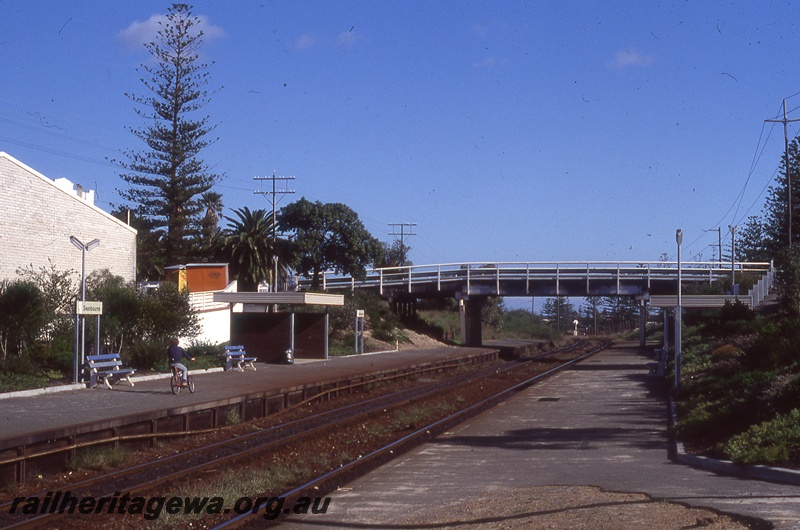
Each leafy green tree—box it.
[763,138,800,254]
[541,296,576,332]
[0,280,45,359]
[481,296,504,329]
[737,216,771,263]
[774,243,800,316]
[16,260,76,344]
[278,198,382,291]
[84,270,198,364]
[111,207,165,280]
[136,282,200,343]
[216,207,279,291]
[579,296,604,334]
[86,270,139,354]
[375,240,412,268]
[113,3,220,268]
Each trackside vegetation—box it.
[674,301,800,468]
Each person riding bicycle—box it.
[167,338,195,385]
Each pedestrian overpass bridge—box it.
[300,260,774,346]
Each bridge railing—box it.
[310,260,773,296]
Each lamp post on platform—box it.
[729,225,738,294]
[70,236,100,383]
[674,229,683,393]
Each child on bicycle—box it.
[167,338,195,385]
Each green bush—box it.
[767,373,800,414]
[186,340,225,357]
[720,409,800,465]
[710,343,743,362]
[744,318,800,369]
[126,340,164,371]
[0,280,46,358]
[329,291,399,343]
[676,366,775,443]
[720,300,754,324]
[0,371,49,392]
[500,309,558,340]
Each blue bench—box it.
[86,353,136,389]
[224,345,257,371]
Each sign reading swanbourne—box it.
[76,301,103,315]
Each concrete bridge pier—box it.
[460,296,485,346]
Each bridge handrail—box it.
[311,260,773,294]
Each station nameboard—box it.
[77,301,103,315]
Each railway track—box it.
[0,340,605,529]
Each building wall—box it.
[0,152,137,283]
[187,308,231,346]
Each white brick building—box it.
[0,152,136,283]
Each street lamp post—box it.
[675,229,683,393]
[728,225,738,294]
[70,236,100,383]
[273,255,279,293]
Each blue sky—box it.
[1,1,797,271]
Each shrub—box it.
[676,369,774,443]
[720,409,800,465]
[0,371,49,393]
[720,300,754,323]
[0,280,45,359]
[127,339,164,371]
[329,291,399,343]
[710,343,743,362]
[744,318,800,369]
[501,309,558,340]
[767,373,800,414]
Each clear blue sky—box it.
[1,1,797,269]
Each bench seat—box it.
[87,353,136,389]
[223,345,257,371]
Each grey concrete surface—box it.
[279,343,800,529]
[0,346,488,443]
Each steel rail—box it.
[0,342,591,529]
[0,345,575,529]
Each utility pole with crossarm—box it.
[388,222,417,265]
[254,172,295,292]
[766,99,800,245]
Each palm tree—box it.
[217,207,276,291]
[200,191,224,243]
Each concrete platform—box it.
[279,343,800,529]
[0,346,498,443]
[0,346,502,485]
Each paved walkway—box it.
[280,343,800,529]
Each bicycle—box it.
[170,365,195,394]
